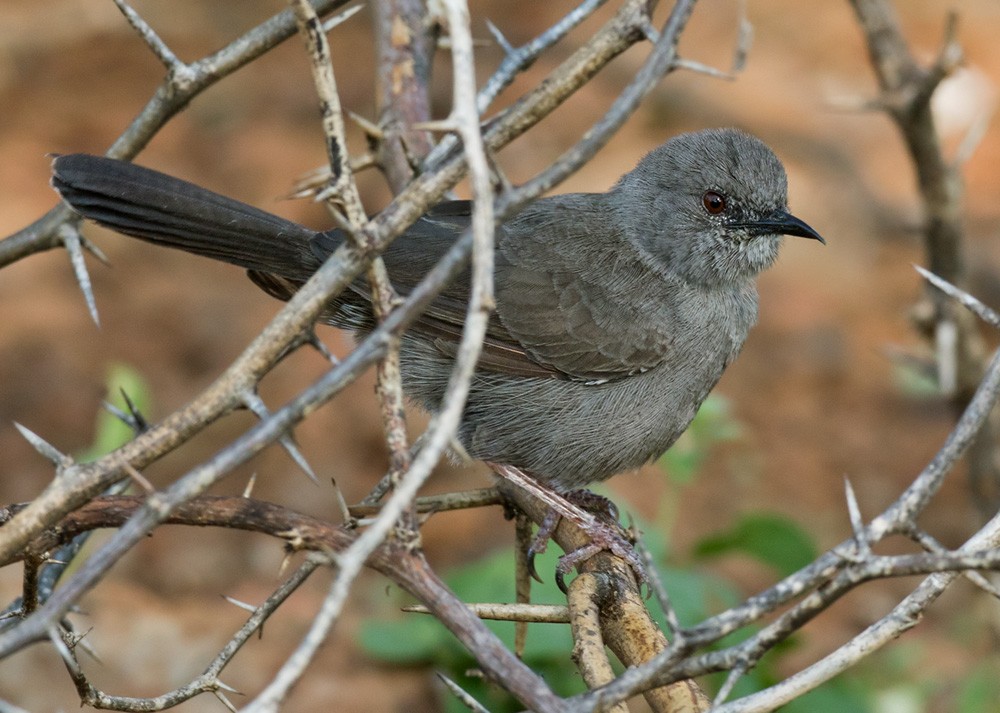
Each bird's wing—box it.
[308,201,562,378]
[304,198,671,382]
[492,196,672,381]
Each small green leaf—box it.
[78,363,151,463]
[658,394,741,484]
[693,512,818,577]
[892,361,939,398]
[359,614,461,665]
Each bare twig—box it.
[709,510,1000,713]
[349,487,501,517]
[372,0,437,191]
[849,0,1000,509]
[568,573,628,713]
[75,558,321,710]
[403,602,570,622]
[436,672,491,713]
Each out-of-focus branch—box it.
[850,1,964,284]
[849,0,1000,510]
[367,0,439,506]
[72,556,322,711]
[372,0,437,191]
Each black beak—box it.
[744,209,825,244]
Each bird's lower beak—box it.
[752,209,825,244]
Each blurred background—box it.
[1,0,999,710]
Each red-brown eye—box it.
[702,191,726,215]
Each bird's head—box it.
[615,128,823,286]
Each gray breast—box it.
[399,283,757,491]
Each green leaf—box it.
[892,361,939,398]
[360,614,460,665]
[658,394,741,484]
[693,512,818,577]
[650,565,743,627]
[360,548,574,666]
[78,363,151,463]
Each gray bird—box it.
[51,128,823,492]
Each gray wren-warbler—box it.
[52,128,823,493]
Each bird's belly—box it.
[399,336,734,491]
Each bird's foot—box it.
[528,490,645,593]
[488,463,646,593]
[524,490,619,577]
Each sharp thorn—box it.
[843,476,869,554]
[80,236,110,266]
[60,225,100,327]
[305,328,339,365]
[14,422,70,467]
[321,4,364,33]
[280,435,319,485]
[120,387,149,433]
[215,678,242,695]
[112,0,183,71]
[485,20,516,56]
[242,391,317,484]
[348,111,384,140]
[213,690,239,713]
[222,594,257,613]
[123,461,155,494]
[242,472,258,499]
[47,627,75,666]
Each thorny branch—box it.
[567,268,1000,708]
[3,0,1000,711]
[0,0,351,324]
[0,0,658,569]
[0,0,688,710]
[849,0,1000,512]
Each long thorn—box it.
[60,225,100,327]
[916,265,1000,329]
[14,422,71,467]
[112,0,183,70]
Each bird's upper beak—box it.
[744,209,825,244]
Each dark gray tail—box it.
[52,154,320,279]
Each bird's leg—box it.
[524,508,559,582]
[525,491,619,580]
[489,463,647,592]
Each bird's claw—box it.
[528,490,646,593]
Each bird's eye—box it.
[702,190,726,215]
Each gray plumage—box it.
[52,128,823,491]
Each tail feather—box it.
[52,153,321,279]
